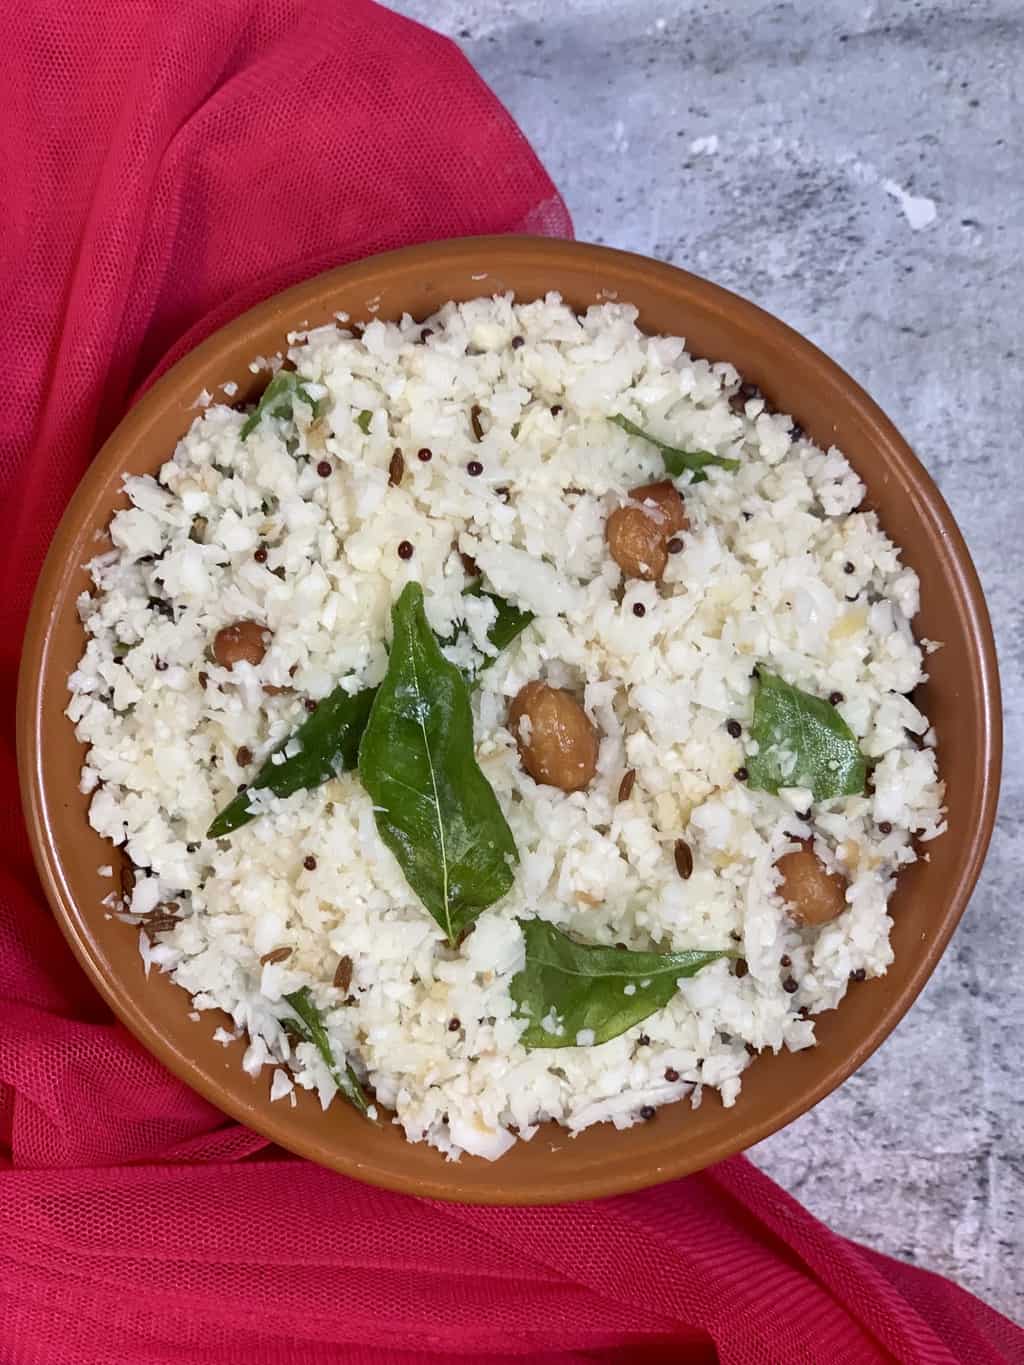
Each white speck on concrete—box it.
[689,134,719,156]
[883,179,937,230]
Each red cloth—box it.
[0,1,1018,1361]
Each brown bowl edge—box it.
[17,236,1002,1204]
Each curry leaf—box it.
[459,582,535,675]
[282,986,370,1115]
[475,587,534,656]
[240,371,319,441]
[207,591,529,839]
[356,408,373,434]
[207,685,375,837]
[359,582,518,945]
[610,413,740,484]
[511,919,730,1049]
[745,670,867,802]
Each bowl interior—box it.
[18,237,1000,1203]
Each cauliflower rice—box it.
[67,293,945,1160]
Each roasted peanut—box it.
[213,620,271,668]
[776,840,848,926]
[509,682,599,792]
[606,505,668,581]
[629,480,688,536]
[606,480,688,580]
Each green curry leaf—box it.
[207,684,375,837]
[458,582,535,676]
[510,919,730,1048]
[356,408,373,434]
[282,986,369,1115]
[359,583,518,945]
[207,591,530,839]
[240,371,319,441]
[745,670,867,802]
[610,413,740,484]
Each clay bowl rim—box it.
[17,236,1001,1204]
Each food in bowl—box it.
[66,293,945,1160]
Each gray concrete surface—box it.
[391,0,1024,1322]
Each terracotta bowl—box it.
[18,237,1001,1203]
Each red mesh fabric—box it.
[0,1,1019,1360]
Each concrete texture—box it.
[390,0,1024,1322]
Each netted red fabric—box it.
[0,1,1020,1361]
[0,1160,1020,1363]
